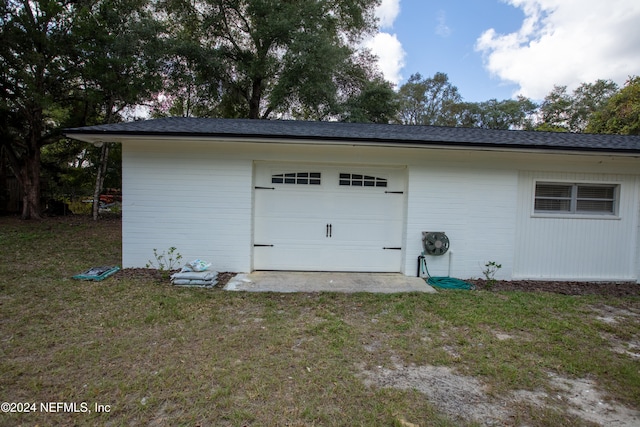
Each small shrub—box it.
[482,261,502,287]
[146,247,183,280]
[67,199,93,215]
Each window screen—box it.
[534,182,617,215]
[576,185,615,213]
[534,183,572,212]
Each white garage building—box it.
[66,118,640,283]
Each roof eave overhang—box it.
[63,131,640,158]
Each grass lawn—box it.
[1,216,639,426]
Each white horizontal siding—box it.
[404,160,518,280]
[514,171,639,281]
[122,141,253,271]
[119,138,640,281]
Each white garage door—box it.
[253,163,406,272]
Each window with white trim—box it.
[271,172,321,185]
[534,182,618,215]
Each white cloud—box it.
[475,0,640,100]
[362,0,405,86]
[365,32,406,85]
[375,0,401,29]
[435,10,451,38]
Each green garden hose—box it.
[419,254,475,290]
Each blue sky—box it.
[367,0,640,102]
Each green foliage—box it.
[587,76,640,135]
[0,0,163,218]
[155,0,381,120]
[3,0,638,220]
[146,247,183,279]
[396,74,538,130]
[66,199,93,215]
[0,0,81,218]
[40,141,122,199]
[455,96,538,130]
[397,72,462,126]
[482,261,502,287]
[71,0,166,125]
[536,80,618,132]
[341,78,400,124]
[537,85,574,132]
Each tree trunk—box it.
[20,147,43,220]
[92,143,110,220]
[248,78,263,119]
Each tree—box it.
[340,78,399,124]
[72,0,164,124]
[0,0,165,219]
[536,80,618,132]
[586,77,640,135]
[536,85,573,132]
[454,97,537,130]
[397,72,462,126]
[570,79,618,132]
[158,0,381,120]
[71,0,165,219]
[0,0,78,219]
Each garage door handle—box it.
[326,223,332,237]
[329,224,332,237]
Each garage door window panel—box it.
[339,173,387,187]
[272,172,321,185]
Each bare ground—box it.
[468,279,640,297]
[361,363,640,427]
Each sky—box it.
[365,0,640,102]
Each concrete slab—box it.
[224,271,437,293]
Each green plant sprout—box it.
[482,261,502,287]
[146,247,183,279]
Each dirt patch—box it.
[361,363,510,425]
[546,374,640,427]
[590,304,640,322]
[469,279,640,297]
[591,304,640,360]
[600,332,640,360]
[361,364,640,426]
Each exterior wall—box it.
[122,140,253,271]
[514,171,640,281]
[404,152,518,280]
[121,137,640,282]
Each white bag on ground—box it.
[170,271,217,281]
[181,259,211,272]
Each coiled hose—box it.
[418,254,475,290]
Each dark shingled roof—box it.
[65,117,640,154]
